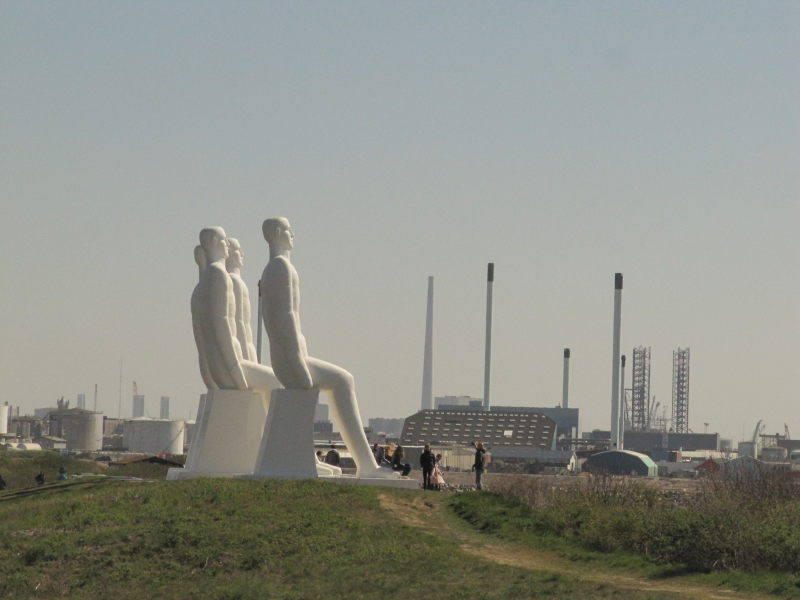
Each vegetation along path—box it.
[379,491,778,600]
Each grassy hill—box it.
[1,454,793,600]
[0,474,699,600]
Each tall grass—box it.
[474,469,800,573]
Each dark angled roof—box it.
[401,409,555,449]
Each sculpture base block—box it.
[252,388,318,478]
[167,389,267,481]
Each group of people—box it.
[314,440,488,491]
[419,444,447,490]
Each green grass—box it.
[449,491,800,599]
[0,477,690,599]
[0,450,106,489]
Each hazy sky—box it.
[2,3,798,443]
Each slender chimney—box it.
[483,263,494,412]
[562,348,571,409]
[619,355,626,450]
[420,276,434,410]
[610,273,623,449]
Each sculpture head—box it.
[193,245,207,276]
[199,227,228,262]
[262,217,294,252]
[225,238,244,271]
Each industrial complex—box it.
[2,271,796,481]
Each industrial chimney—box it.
[483,263,494,412]
[619,355,626,450]
[562,348,570,409]
[610,273,623,449]
[420,276,434,410]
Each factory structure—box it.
[393,269,797,478]
[2,390,191,457]
[2,268,795,480]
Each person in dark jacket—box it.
[392,445,411,476]
[372,442,385,466]
[420,443,436,490]
[471,441,486,490]
[325,444,340,467]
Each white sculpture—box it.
[191,227,280,393]
[260,217,396,479]
[177,227,281,480]
[191,244,217,390]
[226,238,258,362]
[192,227,249,390]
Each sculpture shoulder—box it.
[205,263,231,284]
[262,256,293,283]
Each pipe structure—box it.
[256,280,263,364]
[483,263,494,412]
[610,273,623,449]
[562,348,571,409]
[619,355,626,450]
[420,276,434,410]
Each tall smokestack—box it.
[420,276,434,410]
[562,348,571,409]
[610,273,623,449]
[619,355,626,450]
[483,263,494,412]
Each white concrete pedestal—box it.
[167,389,268,480]
[252,388,318,478]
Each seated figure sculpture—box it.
[260,217,396,479]
[226,237,258,362]
[192,226,280,395]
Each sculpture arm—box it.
[263,259,313,389]
[209,268,248,390]
[240,286,258,361]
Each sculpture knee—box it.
[333,371,354,394]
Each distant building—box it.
[35,435,68,451]
[434,395,483,410]
[624,431,719,453]
[315,404,329,423]
[401,409,556,449]
[491,406,578,438]
[583,450,657,477]
[368,418,405,438]
[48,408,103,451]
[132,395,145,418]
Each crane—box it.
[132,381,138,396]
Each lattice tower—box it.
[672,348,690,434]
[631,346,651,431]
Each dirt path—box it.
[378,492,772,600]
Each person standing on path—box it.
[472,441,486,490]
[420,443,435,490]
